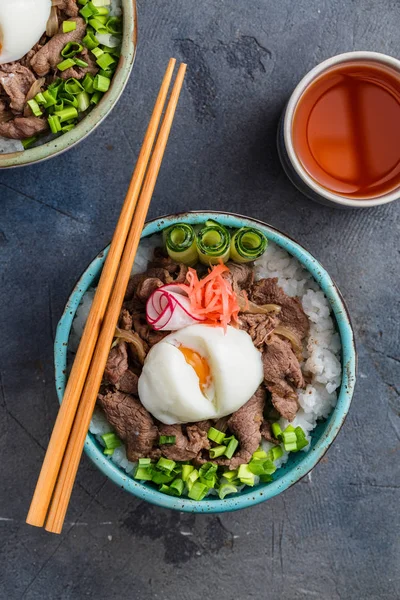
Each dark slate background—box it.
[1,1,399,598]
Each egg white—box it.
[138,324,264,424]
[0,0,51,65]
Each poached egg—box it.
[0,0,51,65]
[138,324,264,424]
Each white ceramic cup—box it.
[278,51,400,208]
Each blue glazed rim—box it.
[54,211,357,513]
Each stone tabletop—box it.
[1,1,399,598]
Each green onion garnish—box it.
[42,90,57,108]
[230,227,268,263]
[134,466,153,481]
[259,474,273,483]
[159,435,176,445]
[294,426,309,452]
[88,17,108,33]
[169,478,184,497]
[271,422,283,439]
[188,481,208,501]
[218,484,238,499]
[93,74,111,92]
[74,58,89,68]
[224,437,239,459]
[252,449,268,460]
[237,464,255,486]
[103,448,114,456]
[199,463,218,480]
[151,470,174,485]
[82,73,95,93]
[90,90,103,105]
[101,432,121,450]
[27,99,42,117]
[186,469,199,490]
[91,46,104,58]
[106,16,122,34]
[56,106,78,123]
[138,458,151,467]
[83,31,100,49]
[22,136,37,149]
[80,3,95,19]
[61,42,83,58]
[57,58,76,72]
[63,21,77,33]
[267,445,283,461]
[96,52,115,70]
[209,445,226,458]
[163,223,198,266]
[156,457,176,473]
[77,91,90,112]
[207,427,226,444]
[61,123,76,133]
[182,465,194,482]
[221,469,238,481]
[48,115,61,134]
[196,219,231,265]
[64,78,84,95]
[34,92,46,105]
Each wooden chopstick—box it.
[45,63,187,534]
[26,58,177,529]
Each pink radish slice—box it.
[146,284,204,331]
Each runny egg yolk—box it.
[179,346,211,392]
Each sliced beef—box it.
[54,0,80,17]
[0,116,47,139]
[30,18,86,77]
[149,248,180,274]
[135,277,164,302]
[251,278,309,343]
[124,273,147,302]
[173,263,189,284]
[262,335,305,421]
[145,267,173,283]
[240,313,279,347]
[104,342,128,385]
[159,424,210,461]
[133,316,169,347]
[98,391,160,461]
[60,48,99,80]
[0,64,37,113]
[260,421,279,445]
[116,369,139,395]
[224,262,254,292]
[119,308,133,331]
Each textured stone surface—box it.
[0,1,399,598]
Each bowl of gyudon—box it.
[55,212,356,512]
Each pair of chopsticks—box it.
[26,58,187,534]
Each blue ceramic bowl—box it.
[54,211,356,513]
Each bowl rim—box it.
[0,0,137,169]
[283,50,400,208]
[54,210,357,513]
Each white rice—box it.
[70,233,342,478]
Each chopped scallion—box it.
[188,481,208,501]
[83,31,100,49]
[34,92,46,105]
[48,114,61,134]
[64,78,84,95]
[186,469,199,490]
[159,435,176,445]
[101,432,121,450]
[271,422,283,439]
[106,16,122,34]
[134,466,153,481]
[63,21,77,33]
[27,99,42,117]
[77,91,90,112]
[90,90,103,105]
[218,483,238,499]
[209,445,226,459]
[224,437,239,459]
[221,469,238,481]
[96,52,115,70]
[207,427,226,444]
[82,73,95,93]
[182,465,194,482]
[22,136,37,149]
[93,74,111,92]
[156,457,176,473]
[169,478,184,497]
[56,106,78,123]
[74,58,89,68]
[57,58,76,72]
[61,42,83,58]
[138,458,151,467]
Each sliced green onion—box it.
[267,445,284,461]
[182,465,194,482]
[159,435,176,445]
[48,114,61,134]
[156,457,176,473]
[138,458,151,467]
[248,459,276,476]
[82,73,95,93]
[134,466,153,481]
[34,92,46,105]
[27,99,42,117]
[63,21,77,33]
[151,470,174,485]
[230,227,268,263]
[221,469,238,481]
[83,31,100,49]
[188,481,208,501]
[101,432,121,449]
[93,74,111,92]
[199,463,218,480]
[61,94,79,108]
[64,78,84,95]
[159,484,170,494]
[259,474,273,483]
[92,5,109,15]
[218,483,238,499]
[78,0,89,5]
[209,445,227,459]
[92,0,111,5]
[61,123,76,133]
[99,68,114,79]
[90,90,103,105]
[186,469,199,490]
[80,4,94,19]
[196,219,231,265]
[42,91,57,108]
[91,46,104,58]
[88,0,101,13]
[271,422,283,439]
[207,427,226,444]
[57,58,76,71]
[22,136,37,149]
[282,427,297,452]
[54,100,64,112]
[103,448,114,456]
[106,16,122,34]
[169,478,184,497]
[224,437,239,459]
[77,90,90,112]
[163,223,198,266]
[96,52,115,70]
[88,17,108,33]
[61,42,83,58]
[238,464,255,486]
[94,15,108,24]
[74,58,89,68]
[252,449,268,460]
[56,107,78,123]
